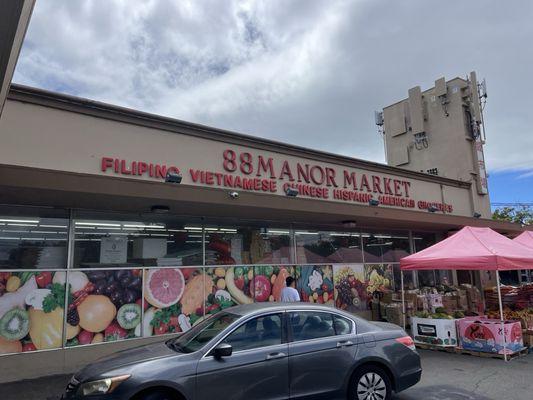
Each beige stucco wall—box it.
[383,78,492,218]
[0,97,475,217]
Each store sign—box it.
[100,150,454,213]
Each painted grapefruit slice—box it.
[144,268,185,309]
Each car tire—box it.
[348,365,392,400]
[135,389,179,400]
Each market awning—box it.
[400,226,533,271]
[514,231,533,249]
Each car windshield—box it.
[169,312,241,353]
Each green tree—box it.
[492,206,533,225]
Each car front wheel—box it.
[134,389,180,400]
[349,365,392,400]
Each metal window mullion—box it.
[202,225,206,266]
[290,224,297,264]
[66,209,75,269]
[62,210,76,349]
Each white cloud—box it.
[13,0,533,173]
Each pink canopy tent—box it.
[399,226,533,361]
[401,226,533,271]
[514,231,533,249]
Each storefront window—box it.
[418,271,436,287]
[392,264,415,291]
[73,213,204,268]
[412,232,436,252]
[204,226,292,265]
[295,231,362,264]
[0,208,69,270]
[362,232,410,263]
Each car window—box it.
[223,314,283,352]
[333,315,353,335]
[290,312,336,341]
[172,312,240,353]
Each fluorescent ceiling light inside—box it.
[0,219,39,223]
[75,222,121,227]
[184,226,202,231]
[219,228,237,232]
[7,223,38,227]
[267,230,290,234]
[295,231,319,235]
[123,224,165,229]
[40,224,68,229]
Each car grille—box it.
[65,376,80,394]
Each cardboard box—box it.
[132,238,167,259]
[441,296,458,313]
[385,304,403,326]
[417,295,429,311]
[456,318,523,354]
[381,292,393,304]
[411,317,458,347]
[427,293,443,312]
[404,293,418,306]
[456,290,469,310]
[523,331,533,348]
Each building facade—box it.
[0,85,523,382]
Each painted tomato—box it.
[252,275,271,302]
[36,272,53,288]
[234,276,245,290]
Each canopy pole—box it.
[401,270,406,330]
[496,271,508,362]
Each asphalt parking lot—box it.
[0,349,531,400]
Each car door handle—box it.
[266,352,286,360]
[336,340,354,348]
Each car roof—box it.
[226,302,354,318]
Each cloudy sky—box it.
[13,0,533,203]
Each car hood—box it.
[75,340,178,382]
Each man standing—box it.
[281,276,300,302]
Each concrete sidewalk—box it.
[0,349,531,400]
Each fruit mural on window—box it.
[364,264,393,294]
[251,266,297,302]
[204,266,254,312]
[333,264,368,312]
[143,267,209,336]
[66,269,143,346]
[296,265,335,305]
[0,271,65,355]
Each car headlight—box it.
[77,374,130,396]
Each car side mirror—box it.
[213,343,233,359]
